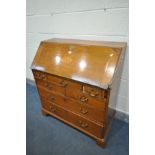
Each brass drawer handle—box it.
[80,108,88,114]
[79,121,88,128]
[50,106,56,112]
[80,96,88,103]
[89,89,99,97]
[59,80,68,87]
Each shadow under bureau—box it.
[31,38,126,147]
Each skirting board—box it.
[26,78,129,123]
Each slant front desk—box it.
[31,38,126,147]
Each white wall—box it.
[26,0,129,114]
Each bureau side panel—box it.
[108,46,126,114]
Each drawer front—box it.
[64,98,105,124]
[82,84,105,100]
[37,86,65,104]
[41,100,104,138]
[38,87,104,124]
[66,78,105,101]
[36,80,66,95]
[66,89,105,110]
[47,74,68,86]
[47,74,82,90]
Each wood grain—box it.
[31,38,126,147]
[32,38,126,89]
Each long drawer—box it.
[41,99,104,138]
[37,86,105,124]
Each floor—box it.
[26,83,129,155]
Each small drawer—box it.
[66,89,105,110]
[65,80,82,91]
[33,70,47,81]
[41,100,104,138]
[82,84,105,100]
[36,80,66,95]
[47,74,68,87]
[47,74,82,91]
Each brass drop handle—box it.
[59,80,68,87]
[80,96,88,103]
[89,89,99,97]
[79,121,88,128]
[80,108,88,114]
[50,106,56,112]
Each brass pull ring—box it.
[79,121,88,128]
[80,96,88,103]
[89,89,99,97]
[80,108,88,114]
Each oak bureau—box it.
[31,38,126,147]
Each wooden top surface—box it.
[31,38,126,89]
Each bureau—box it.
[31,38,126,147]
